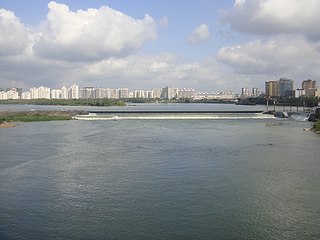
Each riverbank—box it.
[312,121,320,134]
[0,122,16,128]
[0,110,85,128]
[0,99,126,107]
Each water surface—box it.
[0,105,319,239]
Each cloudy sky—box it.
[1,0,320,92]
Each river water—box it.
[0,104,319,239]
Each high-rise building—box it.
[68,84,79,99]
[0,89,19,99]
[61,86,68,99]
[111,89,119,99]
[51,89,62,99]
[80,87,94,99]
[178,88,195,99]
[241,87,251,98]
[29,86,50,99]
[278,78,294,97]
[160,87,178,100]
[265,80,279,97]
[118,88,129,99]
[294,89,305,98]
[302,79,316,90]
[252,88,260,97]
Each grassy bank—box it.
[0,110,81,125]
[0,98,125,106]
[312,121,320,133]
[0,114,72,125]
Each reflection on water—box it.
[0,106,319,239]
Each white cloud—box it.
[217,35,320,79]
[33,1,157,61]
[224,0,320,41]
[82,54,235,90]
[188,24,210,44]
[0,9,29,56]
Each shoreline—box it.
[0,110,85,128]
[0,122,17,128]
[0,110,85,117]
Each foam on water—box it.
[74,113,275,120]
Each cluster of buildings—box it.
[1,78,318,101]
[265,78,319,98]
[241,88,262,98]
[1,85,234,101]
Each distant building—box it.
[302,79,316,90]
[302,79,318,98]
[178,88,195,99]
[68,84,79,99]
[265,80,279,97]
[278,78,294,97]
[29,86,50,99]
[306,88,320,98]
[61,86,68,99]
[21,91,31,99]
[241,87,251,98]
[0,88,20,100]
[265,78,294,97]
[132,89,146,98]
[252,88,260,97]
[51,89,62,99]
[153,88,162,99]
[160,87,178,100]
[118,88,129,99]
[294,89,305,98]
[80,87,94,99]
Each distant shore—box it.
[0,110,85,128]
[0,122,17,128]
[0,110,84,117]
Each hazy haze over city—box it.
[1,0,320,91]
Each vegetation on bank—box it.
[0,114,72,125]
[312,121,320,133]
[0,98,126,107]
[0,96,318,107]
[243,96,319,107]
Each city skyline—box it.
[1,1,320,91]
[1,76,319,100]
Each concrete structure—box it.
[68,84,79,99]
[29,86,51,99]
[252,88,260,97]
[0,89,20,99]
[265,80,279,97]
[80,87,94,99]
[61,86,68,99]
[306,88,320,98]
[178,88,195,99]
[278,78,294,97]
[51,89,62,99]
[302,79,316,90]
[294,89,305,98]
[160,87,178,100]
[241,87,251,98]
[118,88,129,99]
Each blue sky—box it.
[1,0,320,92]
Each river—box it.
[0,103,319,239]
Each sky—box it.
[1,0,320,92]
